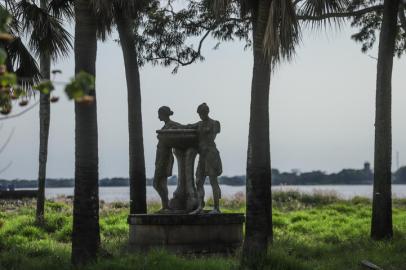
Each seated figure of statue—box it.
[153,106,181,212]
[188,103,222,214]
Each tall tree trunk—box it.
[36,0,51,226]
[116,14,147,214]
[242,0,272,267]
[36,53,51,225]
[71,0,100,265]
[371,0,399,240]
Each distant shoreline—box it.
[30,183,406,188]
[2,163,406,188]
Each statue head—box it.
[158,106,174,121]
[197,103,209,121]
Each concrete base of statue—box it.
[128,213,245,253]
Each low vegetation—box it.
[0,191,405,270]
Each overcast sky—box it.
[1,23,405,180]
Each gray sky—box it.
[1,23,405,179]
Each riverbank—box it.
[14,185,406,202]
[0,191,405,269]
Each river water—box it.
[41,185,406,203]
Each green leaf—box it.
[0,72,17,88]
[33,80,55,95]
[0,7,12,33]
[64,71,95,100]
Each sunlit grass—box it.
[0,191,405,269]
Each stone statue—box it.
[152,103,222,214]
[153,106,181,212]
[188,103,222,214]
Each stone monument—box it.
[128,104,244,253]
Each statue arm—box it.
[183,122,199,129]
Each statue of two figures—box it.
[153,103,222,214]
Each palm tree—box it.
[330,0,403,241]
[371,0,399,240]
[115,7,147,214]
[36,0,73,225]
[37,0,52,225]
[71,0,100,265]
[208,0,349,265]
[90,0,149,214]
[294,0,405,241]
[3,0,72,224]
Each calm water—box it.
[41,185,406,203]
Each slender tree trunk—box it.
[116,14,147,214]
[36,53,51,225]
[36,0,51,226]
[71,0,100,265]
[242,0,272,267]
[371,0,399,240]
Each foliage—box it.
[0,165,379,187]
[89,0,251,73]
[135,0,361,72]
[0,7,22,115]
[349,0,406,56]
[0,0,74,115]
[64,71,96,102]
[394,166,406,184]
[0,193,406,269]
[0,7,12,34]
[33,80,54,95]
[12,0,73,60]
[135,0,251,72]
[0,1,74,114]
[0,72,17,114]
[272,164,373,185]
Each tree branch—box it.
[145,28,212,67]
[297,5,384,21]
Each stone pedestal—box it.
[169,148,198,212]
[157,129,199,213]
[128,213,245,253]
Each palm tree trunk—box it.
[371,0,399,240]
[116,14,147,214]
[71,0,100,265]
[36,52,51,225]
[242,0,272,266]
[36,0,51,226]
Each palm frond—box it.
[28,15,72,60]
[90,0,143,41]
[112,0,143,15]
[13,0,72,60]
[6,36,40,85]
[90,0,115,41]
[47,0,74,20]
[296,0,351,28]
[263,0,300,64]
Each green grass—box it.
[0,191,405,269]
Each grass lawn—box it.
[0,191,405,270]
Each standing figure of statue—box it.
[153,106,180,212]
[189,103,222,214]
